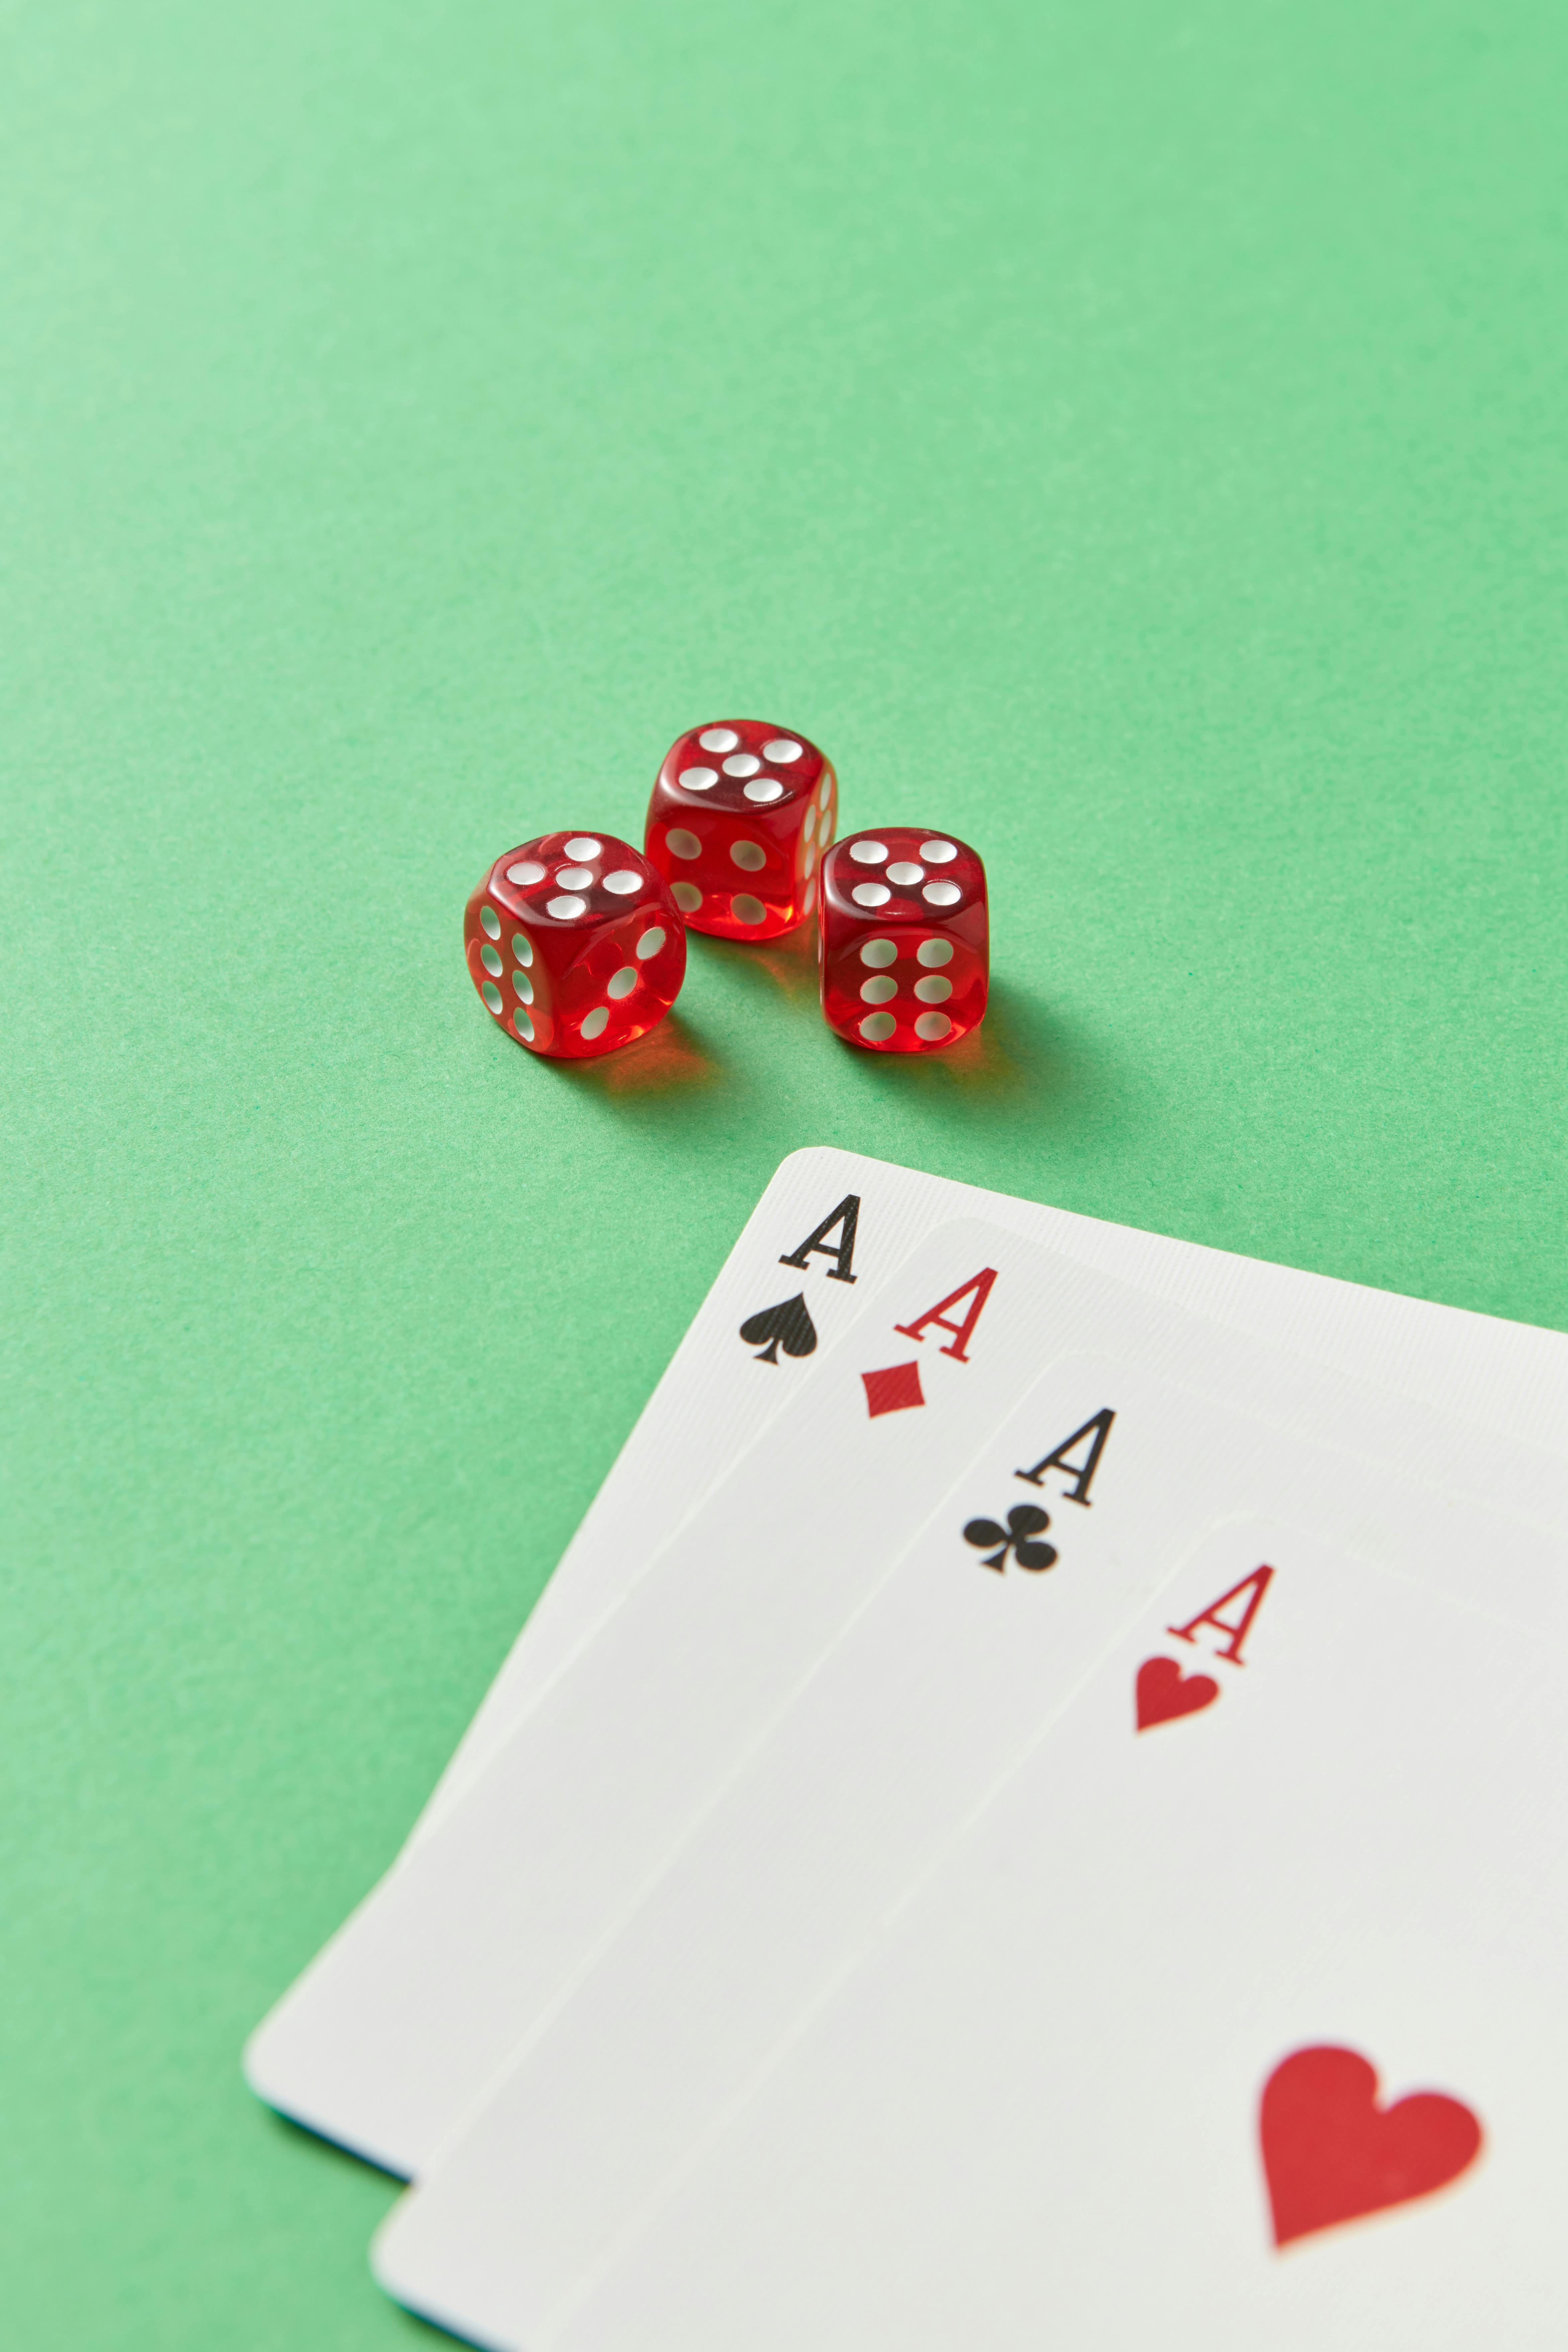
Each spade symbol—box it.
[739,1292,818,1365]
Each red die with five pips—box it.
[643,720,837,941]
[818,827,988,1052]
[464,832,686,1059]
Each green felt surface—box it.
[3,0,1566,2340]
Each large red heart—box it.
[1260,2044,1483,2247]
[1134,1654,1219,1731]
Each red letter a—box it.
[893,1267,998,1363]
[1167,1565,1274,1667]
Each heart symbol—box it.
[1260,2045,1483,2247]
[1135,1655,1219,1731]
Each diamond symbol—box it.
[860,1361,926,1418]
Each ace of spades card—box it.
[404,1160,870,1842]
[473,1519,1564,2352]
[247,1220,1059,2171]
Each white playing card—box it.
[406,1151,900,1845]
[483,1518,1565,2352]
[413,1146,1568,1845]
[369,1354,1568,2347]
[249,1219,1112,2164]
[249,1218,1568,2183]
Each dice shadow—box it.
[829,978,1087,1114]
[544,1007,726,1099]
[688,921,820,1011]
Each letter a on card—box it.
[778,1194,861,1284]
[1015,1408,1115,1505]
[893,1268,998,1362]
[1168,1565,1274,1665]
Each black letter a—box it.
[779,1193,860,1285]
[1015,1408,1115,1506]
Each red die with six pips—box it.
[464,832,686,1059]
[818,827,988,1052]
[644,720,837,941]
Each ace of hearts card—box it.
[469,1518,1564,2352]
[368,1349,1568,2347]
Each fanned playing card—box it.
[248,1214,1568,2187]
[409,1147,1568,1847]
[450,1517,1564,2352]
[368,1346,1568,2346]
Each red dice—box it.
[464,832,686,1059]
[819,828,988,1052]
[645,721,836,941]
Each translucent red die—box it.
[645,720,837,941]
[819,827,988,1052]
[464,832,686,1059]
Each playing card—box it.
[249,1218,1568,2184]
[406,1152,907,1844]
[412,1146,1568,1845]
[411,1516,1565,2352]
[369,1357,1568,2347]
[248,1218,1112,2164]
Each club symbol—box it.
[963,1503,1057,1573]
[738,1292,818,1365]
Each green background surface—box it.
[3,0,1566,2340]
